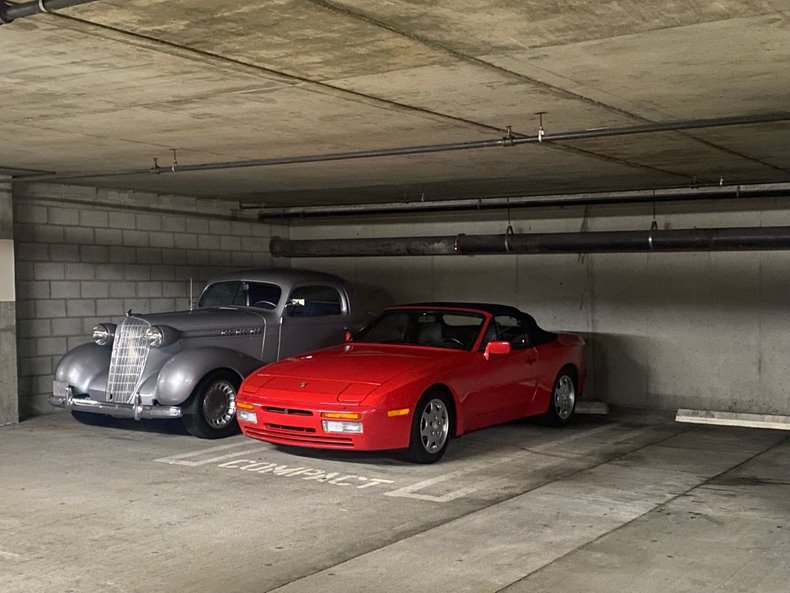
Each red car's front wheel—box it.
[406,390,452,463]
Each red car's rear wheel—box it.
[545,368,577,427]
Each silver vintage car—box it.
[49,268,380,438]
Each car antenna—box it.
[189,277,193,311]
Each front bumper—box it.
[237,397,410,451]
[49,384,182,421]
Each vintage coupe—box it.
[50,269,379,438]
[236,303,585,462]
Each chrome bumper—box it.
[49,385,182,421]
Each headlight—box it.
[144,325,180,348]
[322,420,363,434]
[145,326,164,348]
[92,323,116,346]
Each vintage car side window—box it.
[199,281,282,309]
[493,315,531,350]
[288,285,342,317]
[247,282,282,310]
[198,281,245,307]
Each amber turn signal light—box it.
[320,411,361,420]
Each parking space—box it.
[2,412,786,593]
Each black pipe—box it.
[0,0,96,23]
[271,226,790,258]
[270,236,459,257]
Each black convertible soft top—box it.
[393,302,557,346]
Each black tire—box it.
[544,367,577,427]
[181,371,241,439]
[405,389,452,464]
[71,410,114,426]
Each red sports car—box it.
[236,303,585,463]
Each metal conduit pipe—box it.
[271,226,790,258]
[18,112,790,183]
[257,182,790,219]
[0,0,96,23]
[147,112,790,176]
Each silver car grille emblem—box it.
[107,317,151,403]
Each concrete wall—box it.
[13,183,285,418]
[1,177,19,425]
[289,198,790,415]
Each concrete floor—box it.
[1,411,787,593]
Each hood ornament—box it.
[298,382,308,389]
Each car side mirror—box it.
[484,340,511,360]
[344,330,353,342]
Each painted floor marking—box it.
[385,423,624,502]
[151,422,655,502]
[154,441,264,466]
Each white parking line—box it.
[154,441,265,466]
[384,423,625,502]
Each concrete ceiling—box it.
[1,0,789,206]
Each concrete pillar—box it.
[0,177,18,425]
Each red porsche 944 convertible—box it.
[236,303,585,463]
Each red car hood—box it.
[241,343,460,404]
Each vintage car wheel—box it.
[405,390,452,464]
[71,410,114,426]
[544,368,577,427]
[182,371,241,439]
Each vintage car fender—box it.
[153,346,266,406]
[55,343,111,397]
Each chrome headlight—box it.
[92,323,116,346]
[145,326,164,348]
[145,325,180,348]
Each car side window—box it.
[247,282,282,310]
[287,285,343,317]
[199,281,245,307]
[493,315,531,350]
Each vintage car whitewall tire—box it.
[181,371,241,439]
[405,389,453,464]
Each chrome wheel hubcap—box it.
[203,380,236,428]
[419,398,449,453]
[554,375,575,421]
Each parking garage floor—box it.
[1,411,788,593]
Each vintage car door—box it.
[276,284,349,360]
[463,314,541,430]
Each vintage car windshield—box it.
[355,309,485,350]
[198,281,282,310]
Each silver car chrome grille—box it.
[107,317,151,403]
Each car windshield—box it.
[198,281,282,310]
[355,309,485,350]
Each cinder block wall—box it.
[290,198,790,416]
[13,183,285,418]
